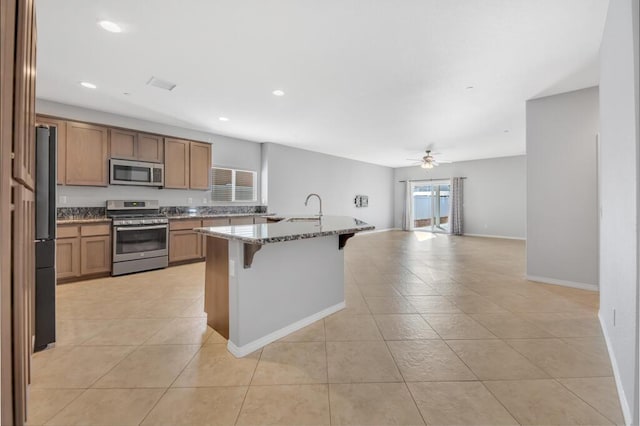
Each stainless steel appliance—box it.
[109,159,164,187]
[107,200,169,276]
[35,125,57,351]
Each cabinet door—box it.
[169,230,202,263]
[164,138,190,189]
[137,133,164,163]
[56,238,80,279]
[80,235,111,275]
[36,116,66,185]
[254,217,267,224]
[189,141,211,190]
[109,128,137,160]
[201,218,229,258]
[66,122,109,186]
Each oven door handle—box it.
[115,225,168,232]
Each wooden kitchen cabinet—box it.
[164,138,190,189]
[66,121,109,186]
[137,133,164,163]
[36,115,67,184]
[109,128,137,160]
[169,219,203,263]
[80,236,111,275]
[57,223,111,281]
[165,139,211,190]
[189,141,212,189]
[254,216,268,224]
[110,129,164,163]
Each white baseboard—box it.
[227,301,346,358]
[464,233,526,241]
[526,275,599,292]
[598,312,633,425]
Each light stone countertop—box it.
[194,215,374,244]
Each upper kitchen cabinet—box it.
[110,129,164,163]
[189,141,212,190]
[164,139,211,189]
[35,115,66,184]
[164,138,190,189]
[65,121,109,186]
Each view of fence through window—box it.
[412,182,450,233]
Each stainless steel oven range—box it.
[107,200,169,276]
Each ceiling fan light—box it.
[425,162,434,169]
[420,162,429,169]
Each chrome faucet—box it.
[304,193,323,217]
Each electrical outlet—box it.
[229,260,235,277]
[59,195,67,204]
[202,198,208,204]
[187,197,193,204]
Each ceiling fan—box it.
[407,150,452,169]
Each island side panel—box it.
[204,236,230,339]
[227,235,344,350]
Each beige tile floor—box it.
[28,231,625,425]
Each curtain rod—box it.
[398,177,466,183]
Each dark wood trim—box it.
[339,233,355,250]
[243,243,262,268]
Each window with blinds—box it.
[211,167,257,202]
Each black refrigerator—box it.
[35,125,56,352]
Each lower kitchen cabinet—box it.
[80,235,111,275]
[169,219,202,263]
[56,223,111,281]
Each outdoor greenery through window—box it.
[211,167,257,202]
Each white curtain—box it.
[450,177,464,235]
[402,181,413,231]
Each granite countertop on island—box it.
[194,215,374,244]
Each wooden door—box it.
[11,0,36,191]
[189,141,211,190]
[35,116,66,185]
[12,185,34,424]
[56,238,80,279]
[80,236,111,275]
[66,121,109,186]
[0,0,16,421]
[164,138,190,189]
[137,133,164,163]
[169,230,202,263]
[109,128,137,160]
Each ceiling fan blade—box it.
[437,159,453,163]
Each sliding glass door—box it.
[410,180,450,233]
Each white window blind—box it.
[211,167,257,202]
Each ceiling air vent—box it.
[146,76,177,91]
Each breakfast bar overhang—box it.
[195,216,374,357]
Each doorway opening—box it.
[410,180,450,233]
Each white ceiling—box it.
[35,0,609,167]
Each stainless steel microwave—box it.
[109,159,164,187]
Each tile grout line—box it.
[233,346,264,426]
[324,317,332,426]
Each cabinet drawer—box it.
[202,218,230,227]
[170,219,202,231]
[230,216,255,225]
[80,223,111,236]
[57,225,79,238]
[254,217,268,224]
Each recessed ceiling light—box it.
[272,89,285,96]
[218,117,229,122]
[504,129,510,133]
[80,81,97,89]
[466,86,474,90]
[98,20,122,33]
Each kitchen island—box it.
[195,216,374,357]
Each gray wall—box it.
[263,143,395,229]
[394,155,526,239]
[36,99,263,207]
[525,87,599,289]
[598,0,639,423]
